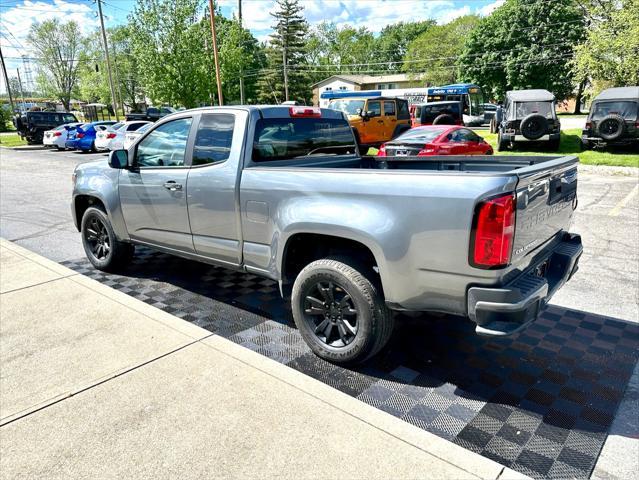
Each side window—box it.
[383,101,396,116]
[128,123,145,132]
[136,117,192,168]
[63,114,76,123]
[367,101,381,117]
[192,114,235,166]
[456,129,475,142]
[398,100,409,118]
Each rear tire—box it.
[497,132,509,151]
[81,207,134,272]
[291,257,394,365]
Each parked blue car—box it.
[65,121,118,152]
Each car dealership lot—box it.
[1,146,638,479]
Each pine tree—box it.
[257,0,309,104]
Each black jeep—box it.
[493,89,561,151]
[581,86,639,150]
[13,111,78,145]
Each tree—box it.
[403,16,479,86]
[28,19,83,110]
[258,0,309,103]
[129,0,212,108]
[574,0,639,94]
[77,32,111,105]
[376,20,436,71]
[458,0,585,102]
[110,25,144,108]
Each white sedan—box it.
[43,123,83,150]
[123,122,153,150]
[95,121,151,151]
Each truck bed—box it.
[253,154,573,174]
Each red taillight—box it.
[53,131,62,137]
[77,133,85,138]
[107,132,116,139]
[377,144,387,157]
[417,144,437,155]
[471,193,516,268]
[289,106,321,117]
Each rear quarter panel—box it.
[240,167,518,314]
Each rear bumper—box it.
[467,233,582,336]
[503,132,561,142]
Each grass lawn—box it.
[482,128,638,167]
[0,133,27,148]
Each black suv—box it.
[13,111,78,144]
[493,89,561,151]
[582,86,639,150]
[411,101,463,126]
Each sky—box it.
[0,0,505,93]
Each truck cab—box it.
[328,96,411,149]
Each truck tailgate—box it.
[511,157,578,263]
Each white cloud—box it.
[478,0,505,16]
[436,5,471,24]
[0,0,100,77]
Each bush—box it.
[0,106,14,132]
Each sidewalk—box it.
[0,239,527,479]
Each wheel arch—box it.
[279,230,387,299]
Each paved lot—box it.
[3,240,512,480]
[1,146,638,478]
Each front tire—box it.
[291,258,394,365]
[81,207,134,272]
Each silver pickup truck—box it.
[71,106,582,364]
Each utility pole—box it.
[282,29,289,101]
[16,68,26,109]
[0,46,15,112]
[208,0,223,106]
[97,0,119,120]
[238,0,244,104]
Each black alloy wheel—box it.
[84,215,111,262]
[303,280,358,347]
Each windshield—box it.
[253,118,356,162]
[328,99,366,116]
[591,101,638,120]
[394,128,446,143]
[513,101,554,119]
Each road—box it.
[0,145,637,323]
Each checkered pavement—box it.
[62,247,639,479]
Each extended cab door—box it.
[186,111,247,266]
[118,116,195,252]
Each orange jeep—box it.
[328,96,412,149]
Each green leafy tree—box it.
[304,22,377,84]
[403,15,479,86]
[77,32,111,105]
[129,0,212,108]
[215,17,263,104]
[258,0,309,103]
[376,20,436,71]
[110,25,144,108]
[574,0,639,94]
[458,0,585,101]
[28,19,83,110]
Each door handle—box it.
[163,181,182,191]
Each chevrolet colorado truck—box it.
[71,105,582,364]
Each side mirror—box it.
[356,108,362,116]
[108,149,128,169]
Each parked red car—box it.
[377,125,494,156]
